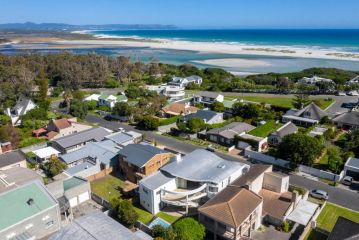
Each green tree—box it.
[173,217,205,240]
[116,199,138,228]
[232,102,261,119]
[86,100,97,110]
[187,118,205,133]
[292,94,311,109]
[70,99,88,119]
[21,107,48,121]
[125,85,142,99]
[0,125,20,148]
[105,79,120,88]
[211,101,225,112]
[44,157,67,177]
[327,146,343,174]
[0,115,11,125]
[140,116,160,130]
[112,102,132,116]
[36,69,49,103]
[277,133,324,165]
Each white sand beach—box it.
[192,58,272,68]
[54,38,359,62]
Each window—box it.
[45,220,54,229]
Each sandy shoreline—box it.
[192,58,272,68]
[51,38,359,62]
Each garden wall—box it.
[298,165,344,182]
[244,149,291,168]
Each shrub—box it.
[140,116,160,130]
[173,217,205,240]
[282,221,290,233]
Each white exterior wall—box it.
[249,173,265,194]
[206,113,224,124]
[215,95,224,103]
[263,173,289,193]
[139,179,176,214]
[54,123,92,139]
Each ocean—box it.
[92,29,359,52]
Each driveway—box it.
[251,226,290,240]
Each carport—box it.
[286,200,319,226]
[344,157,359,180]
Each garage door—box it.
[69,197,78,208]
[346,170,359,180]
[78,192,90,204]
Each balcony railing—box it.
[161,184,207,207]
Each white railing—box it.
[161,183,207,196]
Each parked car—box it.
[342,176,353,186]
[117,127,125,132]
[336,91,346,96]
[347,90,359,96]
[310,189,329,200]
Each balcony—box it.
[161,184,207,207]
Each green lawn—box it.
[90,175,127,201]
[249,120,283,137]
[133,204,180,225]
[156,212,180,224]
[316,202,359,232]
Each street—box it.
[85,114,359,211]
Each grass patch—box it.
[90,175,127,201]
[134,205,154,224]
[249,120,283,137]
[158,116,180,126]
[316,202,359,232]
[156,212,180,224]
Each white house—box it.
[192,92,224,106]
[347,76,359,85]
[85,94,128,108]
[162,85,185,101]
[179,109,224,125]
[84,94,101,102]
[298,76,334,84]
[139,149,249,214]
[5,98,37,125]
[168,75,203,88]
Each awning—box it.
[286,200,319,226]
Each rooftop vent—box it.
[217,163,226,169]
[27,198,34,206]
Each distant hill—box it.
[0,22,177,31]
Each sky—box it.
[1,0,359,29]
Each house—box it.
[298,76,334,84]
[0,141,12,154]
[192,92,224,106]
[236,133,268,152]
[60,140,120,179]
[139,149,249,214]
[162,85,185,101]
[0,150,27,170]
[98,94,128,108]
[168,75,202,88]
[33,146,61,163]
[328,216,359,240]
[51,127,111,154]
[344,157,359,180]
[268,122,298,144]
[46,176,91,215]
[332,111,359,130]
[118,143,173,183]
[49,210,151,240]
[205,122,255,146]
[223,99,238,117]
[282,102,328,126]
[198,186,263,240]
[161,102,198,117]
[347,76,359,85]
[0,167,43,193]
[0,180,61,240]
[198,165,299,239]
[84,94,101,102]
[5,98,37,125]
[179,109,224,124]
[105,131,142,146]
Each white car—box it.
[348,91,359,96]
[336,91,346,96]
[309,189,329,200]
[342,176,353,186]
[117,127,125,132]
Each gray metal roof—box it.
[49,211,147,240]
[65,161,100,176]
[207,122,255,139]
[52,127,111,149]
[346,157,359,169]
[294,102,327,120]
[271,122,298,138]
[60,140,119,165]
[105,132,133,145]
[0,167,42,193]
[333,111,359,126]
[0,150,26,168]
[161,149,249,184]
[119,144,167,168]
[140,171,175,191]
[195,91,221,98]
[180,110,219,122]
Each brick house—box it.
[118,144,173,183]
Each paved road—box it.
[85,114,359,211]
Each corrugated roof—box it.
[119,144,167,168]
[33,147,60,159]
[161,149,248,184]
[180,110,219,122]
[140,171,175,191]
[345,157,359,169]
[52,127,110,149]
[199,186,262,227]
[333,111,359,126]
[105,132,133,145]
[294,102,327,120]
[207,122,255,139]
[271,122,298,138]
